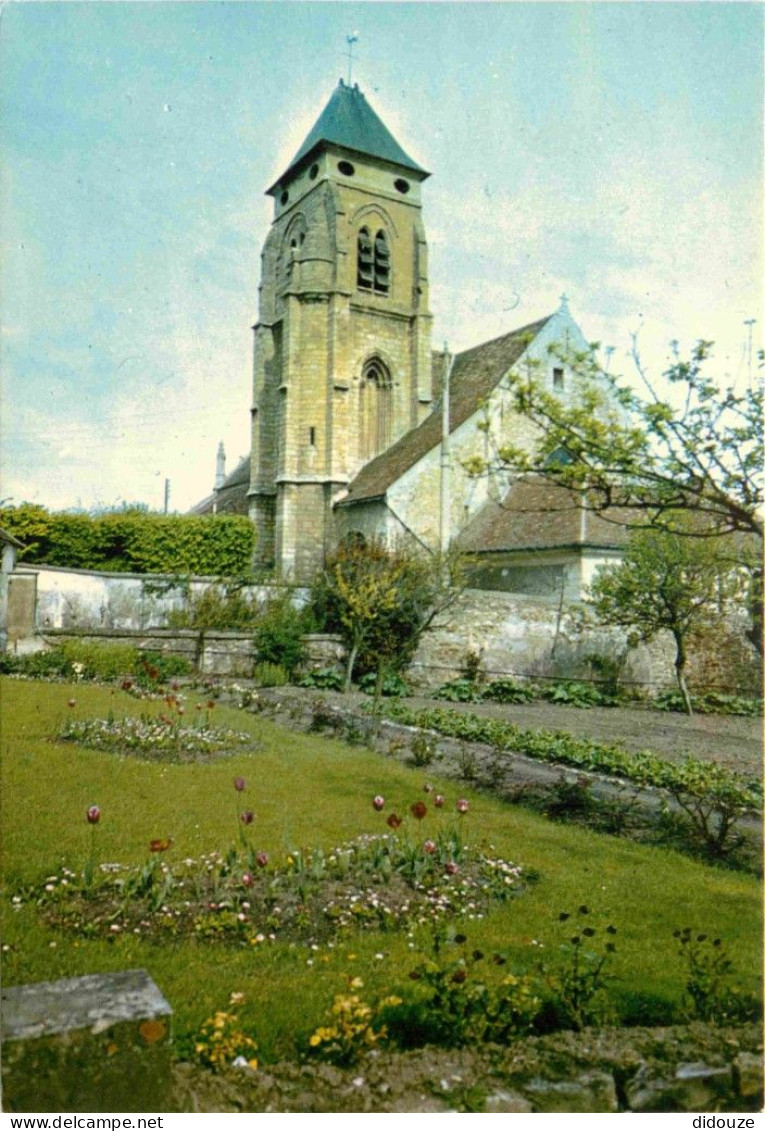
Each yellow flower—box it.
[349,976,364,990]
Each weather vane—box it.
[346,32,359,84]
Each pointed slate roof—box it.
[188,457,250,517]
[339,314,554,506]
[271,79,428,192]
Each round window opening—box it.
[280,190,289,205]
[394,178,410,195]
[309,163,319,180]
[338,160,355,177]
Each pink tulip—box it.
[372,795,385,811]
[434,795,445,808]
[240,810,255,825]
[242,872,255,887]
[456,799,469,814]
[86,805,101,825]
[256,851,269,868]
[234,777,246,792]
[423,839,436,855]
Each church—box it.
[196,79,628,596]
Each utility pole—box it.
[439,344,455,556]
[163,478,170,515]
[744,318,756,389]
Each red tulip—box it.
[86,805,101,825]
[240,810,255,826]
[234,777,246,792]
[423,839,436,855]
[410,801,427,820]
[256,851,269,868]
[434,795,445,808]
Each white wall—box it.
[10,565,307,633]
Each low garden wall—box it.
[5,568,759,694]
[35,629,345,680]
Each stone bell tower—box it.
[248,79,433,581]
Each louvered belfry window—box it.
[357,227,390,295]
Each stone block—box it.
[626,1061,733,1112]
[1,969,172,1112]
[734,1051,764,1101]
[523,1070,618,1113]
[484,1089,533,1112]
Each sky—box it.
[1,1,762,514]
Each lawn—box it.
[1,676,762,1067]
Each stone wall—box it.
[5,564,308,637]
[410,588,760,695]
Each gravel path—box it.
[335,692,762,780]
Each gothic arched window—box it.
[357,227,390,295]
[359,357,393,460]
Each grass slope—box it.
[1,677,761,1063]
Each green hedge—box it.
[1,504,255,576]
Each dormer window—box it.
[357,227,390,295]
[553,367,565,391]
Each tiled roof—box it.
[340,315,553,505]
[273,80,428,192]
[189,457,250,517]
[456,478,633,554]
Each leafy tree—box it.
[468,339,763,541]
[586,523,739,715]
[312,537,463,693]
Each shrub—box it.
[253,592,307,677]
[433,679,483,703]
[537,907,618,1032]
[482,678,535,704]
[674,927,760,1024]
[192,998,258,1072]
[307,979,400,1066]
[298,668,344,691]
[410,732,438,767]
[540,680,616,708]
[653,689,763,717]
[253,662,289,688]
[58,640,142,682]
[167,584,261,631]
[358,671,410,697]
[394,931,540,1049]
[8,642,190,685]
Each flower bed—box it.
[17,828,528,948]
[58,711,254,763]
